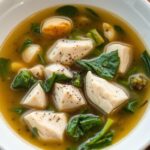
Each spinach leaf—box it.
[114,25,125,34]
[56,5,78,17]
[85,8,99,20]
[31,127,39,138]
[40,73,56,92]
[78,118,114,150]
[19,39,33,53]
[0,58,10,80]
[55,74,71,82]
[31,23,41,34]
[11,70,37,89]
[37,53,46,65]
[124,100,138,113]
[141,50,150,76]
[71,73,82,88]
[11,107,27,115]
[77,51,120,80]
[66,114,102,141]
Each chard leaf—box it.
[55,73,71,82]
[71,73,82,88]
[124,100,138,113]
[0,58,10,80]
[66,114,102,141]
[31,23,41,34]
[114,25,125,34]
[77,51,120,80]
[11,107,27,115]
[85,8,99,20]
[11,70,37,89]
[19,39,33,53]
[37,53,46,65]
[31,127,39,138]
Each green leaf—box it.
[19,39,33,53]
[37,53,46,65]
[124,100,138,113]
[85,8,99,20]
[31,127,39,138]
[66,114,102,141]
[0,58,10,80]
[87,29,104,46]
[31,23,41,34]
[78,118,114,150]
[114,25,125,34]
[11,107,27,115]
[77,51,120,80]
[55,74,71,82]
[40,73,56,92]
[141,50,150,76]
[71,73,82,88]
[11,70,37,89]
[56,5,78,17]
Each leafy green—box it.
[124,100,138,113]
[31,23,41,34]
[55,74,71,82]
[40,73,56,92]
[141,50,150,76]
[66,147,77,150]
[85,8,99,20]
[67,114,102,141]
[71,73,82,88]
[11,70,37,89]
[37,53,46,65]
[77,51,120,80]
[114,25,125,34]
[19,39,33,53]
[31,127,39,138]
[11,107,27,115]
[87,29,104,46]
[0,58,10,80]
[78,118,114,150]
[56,5,78,17]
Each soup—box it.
[0,5,149,150]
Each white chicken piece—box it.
[30,65,44,79]
[102,22,118,41]
[44,63,73,79]
[46,39,94,65]
[23,111,68,143]
[85,71,129,114]
[41,16,73,38]
[22,44,42,63]
[104,42,133,74]
[21,83,47,109]
[53,83,86,112]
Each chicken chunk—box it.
[23,111,68,143]
[85,71,129,114]
[30,65,44,79]
[41,16,73,38]
[46,39,94,65]
[21,83,47,109]
[102,22,118,41]
[44,63,73,79]
[104,42,133,74]
[53,83,86,112]
[22,44,42,63]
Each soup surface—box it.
[0,5,149,150]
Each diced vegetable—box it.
[71,73,82,88]
[114,25,125,34]
[56,5,78,17]
[141,50,150,76]
[19,39,33,53]
[0,58,10,80]
[78,118,114,150]
[85,8,99,20]
[124,99,138,113]
[11,70,37,90]
[128,73,148,90]
[66,114,102,141]
[11,107,27,115]
[77,51,120,80]
[87,29,104,46]
[40,73,56,92]
[11,62,25,72]
[31,23,41,34]
[30,65,44,79]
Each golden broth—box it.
[0,5,149,150]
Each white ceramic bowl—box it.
[0,0,150,150]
